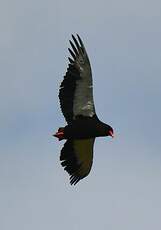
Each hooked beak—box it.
[109,130,114,138]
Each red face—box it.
[108,129,114,138]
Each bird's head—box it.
[107,126,114,138]
[98,122,114,138]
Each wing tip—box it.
[70,175,81,185]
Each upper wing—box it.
[59,34,96,124]
[60,138,95,185]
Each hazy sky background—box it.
[1,0,161,229]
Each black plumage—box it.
[54,34,114,185]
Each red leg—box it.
[53,129,65,141]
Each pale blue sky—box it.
[1,0,161,229]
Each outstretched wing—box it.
[59,34,96,124]
[60,138,95,185]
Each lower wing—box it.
[60,138,95,185]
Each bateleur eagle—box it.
[54,34,114,185]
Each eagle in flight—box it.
[54,34,114,185]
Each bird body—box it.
[56,116,112,140]
[54,34,114,185]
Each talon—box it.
[53,131,64,141]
